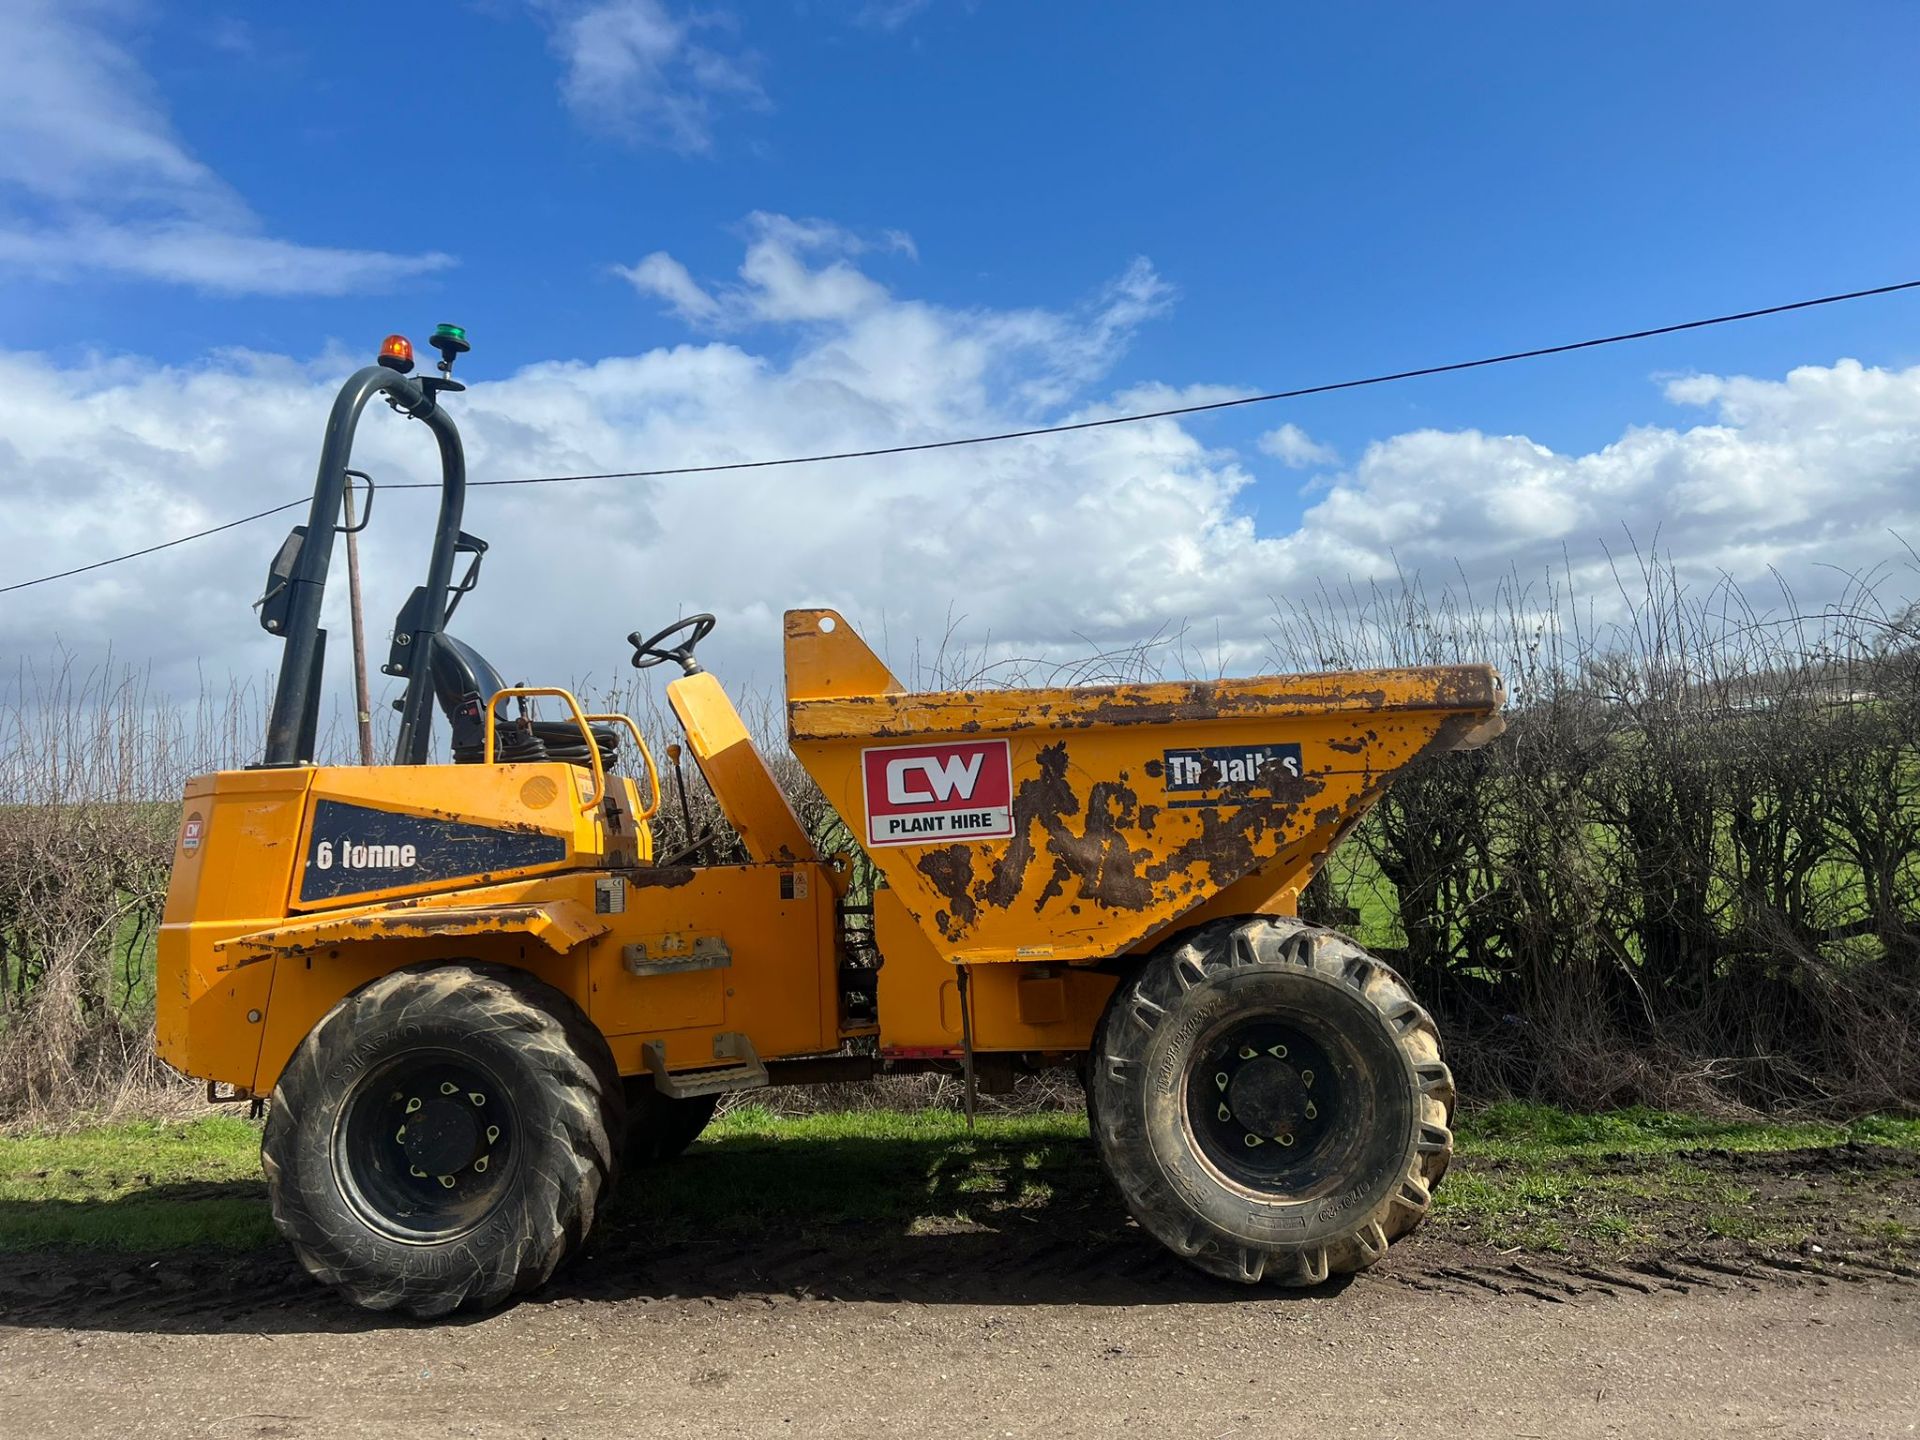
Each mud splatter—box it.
[917,848,979,938]
[1035,856,1073,911]
[922,742,1341,936]
[1142,772,1326,887]
[990,761,1156,916]
[1046,778,1152,911]
[633,866,699,889]
[979,742,1079,911]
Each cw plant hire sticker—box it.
[861,739,1014,847]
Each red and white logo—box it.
[862,739,1014,848]
[181,813,204,854]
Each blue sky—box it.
[3,1,1919,705]
[16,4,1920,451]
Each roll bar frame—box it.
[262,365,466,768]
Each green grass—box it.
[0,1116,273,1251]
[2,1102,1914,1258]
[1457,1099,1920,1160]
[1429,1101,1920,1252]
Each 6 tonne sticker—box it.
[862,739,1014,848]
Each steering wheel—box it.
[628,613,717,675]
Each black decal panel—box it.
[301,799,568,902]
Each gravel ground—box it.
[2,1251,1917,1439]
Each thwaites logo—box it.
[1162,742,1304,808]
[862,739,1014,848]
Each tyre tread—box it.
[1091,915,1454,1287]
[261,962,622,1317]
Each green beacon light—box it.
[428,323,471,384]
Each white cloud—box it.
[0,222,452,298]
[854,0,933,31]
[0,0,450,294]
[536,0,763,153]
[1288,357,1920,589]
[3,220,1917,752]
[612,251,723,324]
[1258,422,1338,469]
[617,213,893,329]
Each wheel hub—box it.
[337,1055,515,1241]
[1189,1019,1337,1183]
[1225,1056,1308,1137]
[400,1096,483,1176]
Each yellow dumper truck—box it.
[158,330,1503,1315]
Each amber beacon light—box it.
[377,334,415,373]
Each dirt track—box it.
[4,1229,1918,1438]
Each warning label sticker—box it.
[862,739,1014,848]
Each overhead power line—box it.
[4,277,1916,597]
[3,499,311,595]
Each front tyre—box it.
[1090,917,1453,1286]
[262,962,624,1317]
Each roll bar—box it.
[262,363,467,767]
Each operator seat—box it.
[430,634,619,768]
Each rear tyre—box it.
[262,962,624,1317]
[622,1081,719,1162]
[1089,916,1453,1286]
